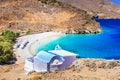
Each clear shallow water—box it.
[110,0,120,5]
[37,19,120,59]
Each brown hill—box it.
[58,0,120,18]
[0,0,101,35]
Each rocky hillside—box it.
[58,0,120,18]
[0,0,101,35]
[1,59,120,80]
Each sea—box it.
[36,0,120,60]
[110,0,120,5]
[36,19,120,60]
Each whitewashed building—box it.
[34,51,63,72]
[24,58,34,72]
[49,50,77,70]
[24,46,77,72]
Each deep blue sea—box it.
[110,0,120,5]
[37,19,120,59]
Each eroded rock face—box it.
[0,0,101,35]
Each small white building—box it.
[49,50,77,70]
[24,58,34,72]
[34,51,63,72]
[24,46,77,72]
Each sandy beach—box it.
[0,0,120,80]
[15,32,64,60]
[1,32,120,80]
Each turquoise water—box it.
[37,19,120,59]
[110,0,120,5]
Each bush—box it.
[39,0,60,5]
[51,0,57,3]
[0,42,14,64]
[40,0,48,4]
[0,30,19,65]
[1,30,20,41]
[26,29,31,35]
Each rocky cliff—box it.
[0,0,101,35]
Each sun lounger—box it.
[20,41,29,49]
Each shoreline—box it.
[15,32,64,60]
[15,28,120,61]
[96,18,120,19]
[2,32,120,80]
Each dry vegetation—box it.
[1,59,120,80]
[27,75,42,80]
[0,0,101,35]
[58,0,120,18]
[1,0,120,80]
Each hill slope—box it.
[58,0,120,18]
[0,0,101,35]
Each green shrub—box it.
[26,29,31,35]
[40,0,48,4]
[0,42,13,64]
[0,30,19,65]
[51,0,57,3]
[39,0,60,5]
[1,30,20,41]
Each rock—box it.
[87,63,97,71]
[106,61,118,69]
[116,61,120,66]
[17,78,21,80]
[88,63,96,68]
[98,62,107,68]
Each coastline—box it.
[15,32,64,60]
[3,31,120,80]
[96,18,120,19]
[0,0,120,80]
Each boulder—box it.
[98,62,106,68]
[106,61,118,69]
